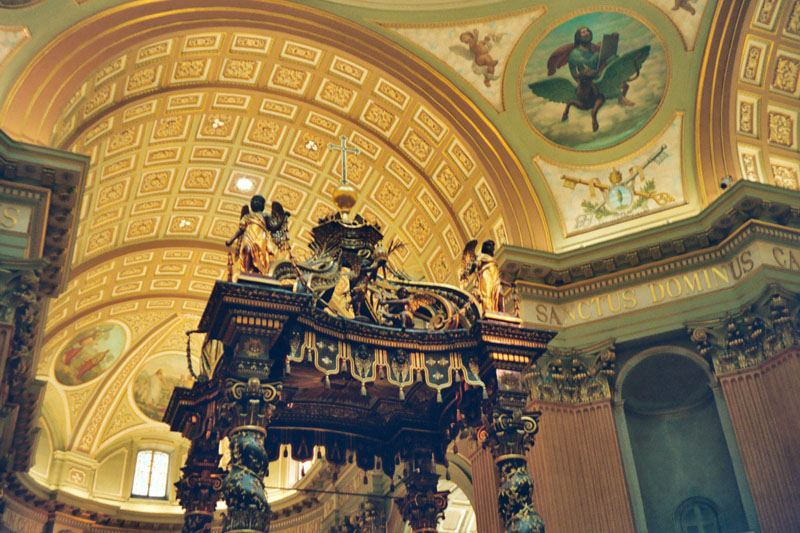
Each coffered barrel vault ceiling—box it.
[0,2,551,508]
[0,0,796,518]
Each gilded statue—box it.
[460,239,504,313]
[225,195,290,277]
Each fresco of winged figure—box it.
[528,27,650,133]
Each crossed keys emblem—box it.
[562,144,674,229]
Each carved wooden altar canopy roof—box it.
[166,236,555,476]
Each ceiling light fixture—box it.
[236,177,254,191]
[211,118,225,129]
[305,140,318,151]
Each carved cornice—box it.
[525,343,615,404]
[502,182,800,290]
[3,475,182,531]
[0,129,88,296]
[689,286,799,375]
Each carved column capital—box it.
[690,288,799,375]
[218,377,280,431]
[478,401,541,460]
[525,343,615,404]
[396,455,448,533]
[176,435,224,533]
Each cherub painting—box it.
[522,11,667,150]
[456,29,501,87]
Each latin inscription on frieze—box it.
[0,202,32,233]
[524,241,800,328]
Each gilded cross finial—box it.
[328,135,359,184]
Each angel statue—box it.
[225,194,290,277]
[460,239,504,314]
[528,27,650,132]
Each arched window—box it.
[131,450,169,498]
[676,498,721,533]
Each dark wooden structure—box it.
[165,198,555,533]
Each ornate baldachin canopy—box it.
[165,169,555,531]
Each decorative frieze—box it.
[517,227,800,329]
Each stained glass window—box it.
[131,450,169,498]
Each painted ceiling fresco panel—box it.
[380,6,546,110]
[523,10,668,151]
[645,0,710,51]
[534,113,686,238]
[54,323,127,386]
[132,354,194,423]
